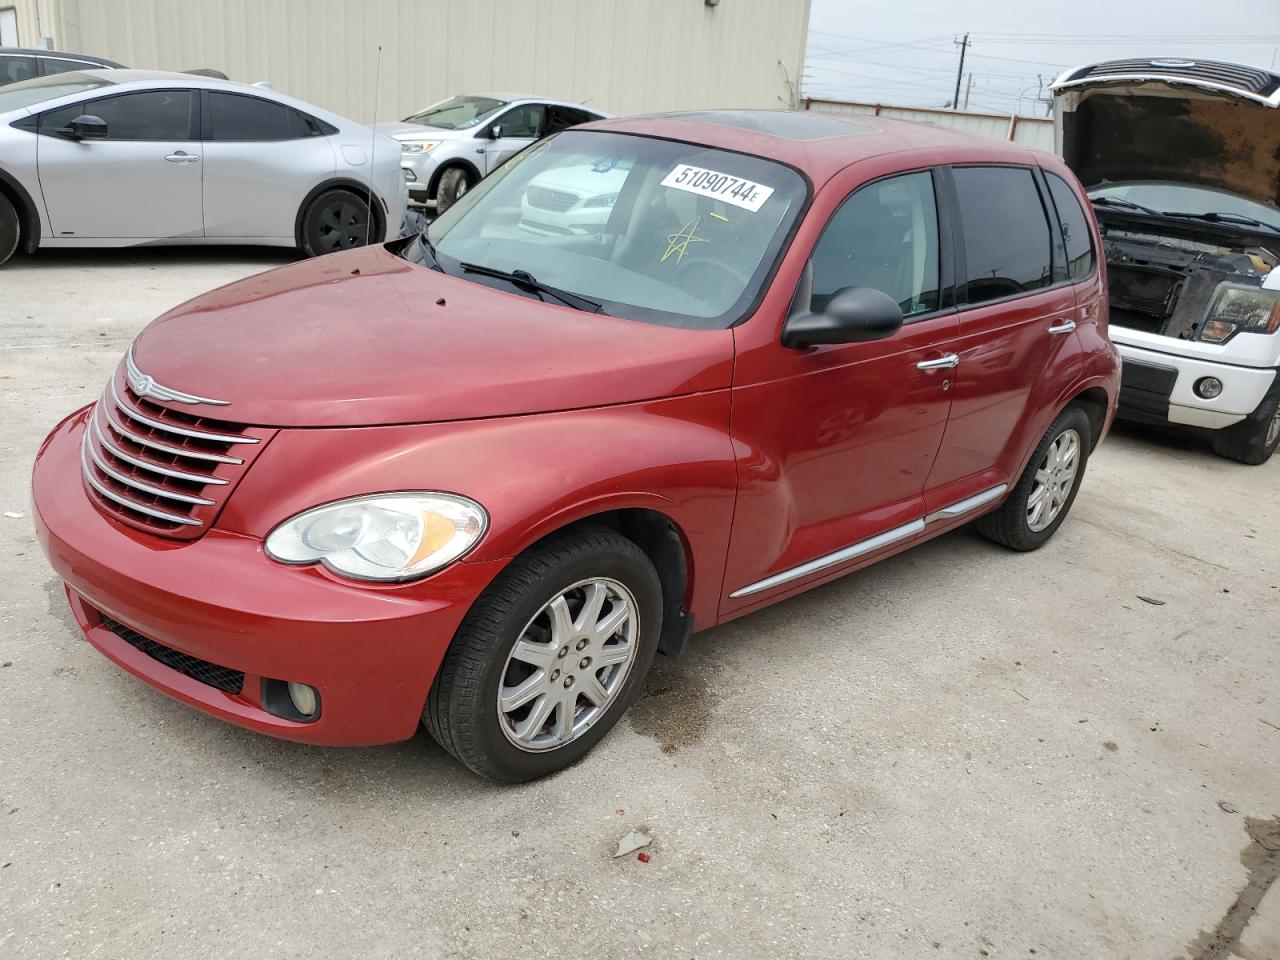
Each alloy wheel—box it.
[497,578,639,752]
[1027,428,1080,532]
[1266,404,1280,448]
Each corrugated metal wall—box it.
[10,0,811,123]
[803,97,1056,152]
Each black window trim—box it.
[798,163,958,328]
[198,89,331,142]
[35,87,200,141]
[943,161,1079,313]
[1039,166,1099,286]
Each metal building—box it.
[5,0,812,122]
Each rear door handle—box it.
[916,354,959,370]
[1048,319,1077,334]
[164,152,200,163]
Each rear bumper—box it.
[1115,341,1277,429]
[33,409,505,746]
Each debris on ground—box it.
[3,512,23,520]
[614,830,653,858]
[1219,801,1238,814]
[636,852,651,863]
[1137,596,1166,606]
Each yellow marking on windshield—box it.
[709,211,730,222]
[662,216,707,264]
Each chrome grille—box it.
[80,369,274,539]
[526,186,579,212]
[1067,60,1280,96]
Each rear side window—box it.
[0,54,37,85]
[953,166,1052,304]
[40,56,95,76]
[809,170,941,318]
[39,90,195,140]
[1044,171,1094,280]
[206,91,316,140]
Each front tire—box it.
[0,193,20,267]
[434,167,473,215]
[1211,392,1280,465]
[978,405,1092,551]
[299,189,375,258]
[425,526,663,782]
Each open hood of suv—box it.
[127,245,733,428]
[1052,59,1280,210]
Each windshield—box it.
[402,96,506,130]
[1089,182,1280,231]
[423,130,808,328]
[0,71,114,114]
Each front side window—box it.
[39,89,195,140]
[809,170,940,317]
[402,95,506,130]
[0,71,112,111]
[1045,172,1094,281]
[0,53,36,85]
[206,92,309,141]
[953,166,1052,304]
[494,103,544,139]
[423,129,807,328]
[40,56,96,77]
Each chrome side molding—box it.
[924,483,1008,524]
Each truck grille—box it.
[526,186,579,212]
[100,615,245,694]
[1065,59,1280,97]
[80,370,273,540]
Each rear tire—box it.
[977,405,1093,552]
[299,189,376,258]
[0,193,20,267]
[425,526,662,783]
[434,167,473,215]
[1211,392,1280,465]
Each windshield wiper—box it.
[1090,195,1161,216]
[417,230,444,271]
[459,262,602,313]
[1159,210,1280,235]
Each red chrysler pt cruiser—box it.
[34,111,1119,781]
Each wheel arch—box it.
[293,178,387,248]
[428,159,482,201]
[1067,385,1111,450]
[0,167,42,253]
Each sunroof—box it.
[656,110,866,140]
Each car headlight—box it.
[1199,283,1280,343]
[401,140,440,154]
[583,193,617,209]
[265,493,487,582]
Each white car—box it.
[375,95,608,214]
[1053,58,1280,463]
[518,158,630,236]
[0,69,409,265]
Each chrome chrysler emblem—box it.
[125,348,230,406]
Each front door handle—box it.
[1048,319,1077,335]
[164,151,200,163]
[916,354,959,371]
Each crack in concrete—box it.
[1182,816,1280,960]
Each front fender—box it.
[216,391,736,628]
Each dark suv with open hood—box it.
[1053,59,1280,463]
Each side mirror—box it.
[782,285,904,348]
[489,124,503,140]
[61,114,108,141]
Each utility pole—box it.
[963,73,973,111]
[952,33,970,111]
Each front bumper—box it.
[401,152,441,203]
[33,409,505,746]
[1115,340,1278,429]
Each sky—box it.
[802,0,1280,116]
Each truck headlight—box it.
[265,493,487,582]
[1199,284,1280,343]
[401,140,440,154]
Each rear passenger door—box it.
[200,90,336,239]
[923,165,1082,512]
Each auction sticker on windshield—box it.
[661,164,775,212]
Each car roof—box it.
[0,47,123,67]
[585,109,1048,186]
[465,93,605,113]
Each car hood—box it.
[528,163,630,198]
[127,245,733,428]
[1053,69,1280,210]
[373,122,471,141]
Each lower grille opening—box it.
[99,616,245,695]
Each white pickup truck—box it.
[1052,59,1280,464]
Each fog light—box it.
[403,169,416,182]
[1194,377,1224,399]
[287,681,318,717]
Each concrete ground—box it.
[1,247,1277,960]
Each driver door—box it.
[480,103,545,174]
[35,89,204,240]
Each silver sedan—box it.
[0,69,409,265]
